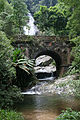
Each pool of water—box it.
[16,94,80,120]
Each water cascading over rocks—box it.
[23,13,39,35]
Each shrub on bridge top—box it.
[56,108,80,120]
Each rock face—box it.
[34,65,56,73]
[34,55,56,79]
[38,75,76,95]
[22,75,76,95]
[35,55,53,66]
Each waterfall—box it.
[23,13,39,35]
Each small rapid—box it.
[22,77,55,95]
[22,81,51,95]
[22,55,57,95]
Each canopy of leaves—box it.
[26,0,57,14]
[34,3,69,35]
[10,0,29,34]
[58,0,80,38]
[0,0,28,37]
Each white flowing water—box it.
[23,13,39,35]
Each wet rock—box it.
[35,55,53,66]
[34,65,56,73]
[37,75,76,95]
[22,75,77,95]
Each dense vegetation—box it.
[56,108,80,120]
[34,3,69,35]
[0,109,24,120]
[58,0,80,75]
[26,0,57,14]
[0,0,28,37]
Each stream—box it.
[16,94,80,120]
[18,12,80,120]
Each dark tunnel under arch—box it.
[34,50,62,77]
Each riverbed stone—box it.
[28,75,77,95]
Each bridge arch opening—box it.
[34,50,62,78]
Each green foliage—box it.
[34,6,49,32]
[39,0,57,8]
[0,31,23,109]
[34,3,69,35]
[0,0,28,37]
[66,37,80,75]
[58,0,80,38]
[10,0,28,34]
[0,86,23,109]
[51,60,56,66]
[12,47,34,75]
[14,58,34,75]
[70,79,80,98]
[12,48,25,62]
[12,48,35,89]
[26,0,57,14]
[0,0,14,36]
[0,109,24,120]
[0,31,15,86]
[71,37,80,74]
[58,0,80,79]
[56,108,80,120]
[15,58,35,89]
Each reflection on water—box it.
[22,110,57,120]
[16,95,80,120]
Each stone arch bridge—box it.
[12,35,72,77]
